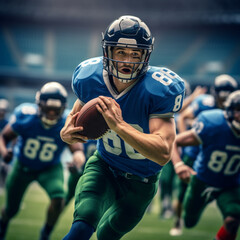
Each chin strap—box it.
[41,116,58,128]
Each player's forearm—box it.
[177,115,188,133]
[60,114,73,141]
[172,130,200,167]
[171,142,183,166]
[0,136,7,156]
[114,121,174,166]
[72,150,86,169]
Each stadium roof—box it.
[1,0,240,27]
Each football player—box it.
[171,90,240,240]
[170,74,238,236]
[0,82,84,240]
[177,74,238,133]
[60,15,185,240]
[159,82,207,219]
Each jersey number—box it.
[24,138,58,162]
[102,124,145,159]
[208,150,240,175]
[152,68,182,112]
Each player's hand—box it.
[175,163,196,183]
[3,149,13,164]
[96,96,123,130]
[192,86,207,99]
[60,113,88,144]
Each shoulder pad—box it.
[73,57,103,82]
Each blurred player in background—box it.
[0,82,84,240]
[65,140,96,207]
[170,74,238,236]
[60,15,185,240]
[177,74,238,132]
[159,81,207,219]
[171,90,240,240]
[0,99,10,191]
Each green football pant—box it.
[73,151,161,240]
[5,160,65,219]
[159,161,176,200]
[176,155,195,202]
[183,175,240,228]
[65,171,82,206]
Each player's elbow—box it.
[152,146,172,166]
[160,150,172,166]
[154,134,175,166]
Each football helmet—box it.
[102,15,154,83]
[224,90,240,132]
[213,74,238,109]
[35,82,67,126]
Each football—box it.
[74,97,110,140]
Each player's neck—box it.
[112,76,137,93]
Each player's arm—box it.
[67,142,86,173]
[0,124,18,163]
[177,106,195,133]
[96,96,176,166]
[171,130,199,183]
[180,86,207,113]
[60,99,88,144]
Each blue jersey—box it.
[183,94,217,160]
[10,103,69,170]
[72,57,185,177]
[192,109,240,188]
[182,145,200,160]
[190,94,216,118]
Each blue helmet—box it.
[35,82,68,126]
[214,74,238,95]
[224,90,240,132]
[212,74,238,109]
[102,15,154,83]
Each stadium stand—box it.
[0,28,17,68]
[0,0,239,110]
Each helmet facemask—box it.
[103,40,152,83]
[38,99,65,127]
[224,90,240,133]
[102,15,154,83]
[212,74,238,109]
[35,82,67,128]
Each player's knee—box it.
[224,216,240,233]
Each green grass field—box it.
[0,182,238,240]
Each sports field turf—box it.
[0,182,237,240]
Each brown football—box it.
[74,97,109,140]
